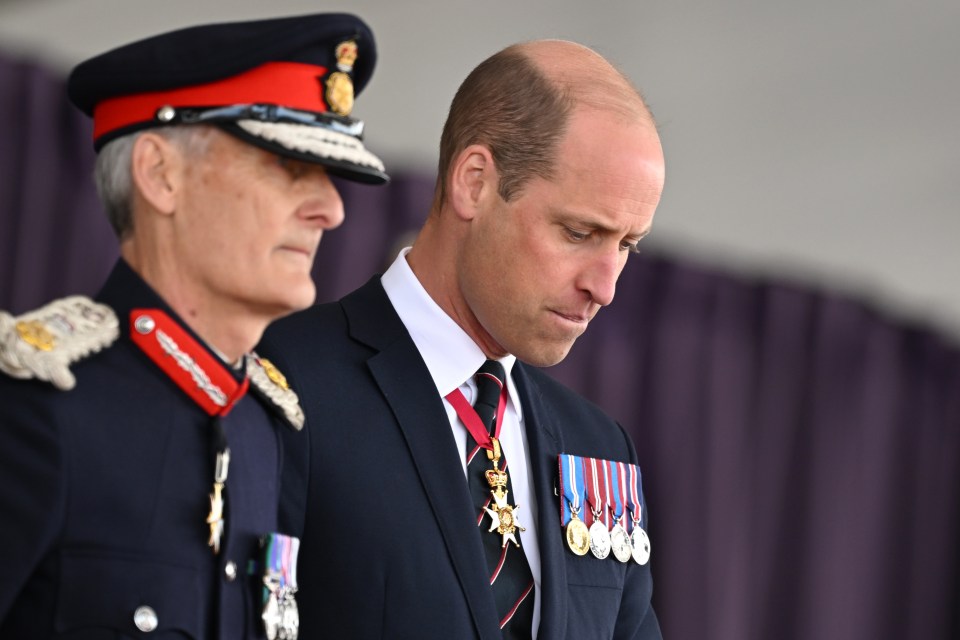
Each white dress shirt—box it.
[382,248,542,637]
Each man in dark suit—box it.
[260,39,665,639]
[0,13,386,639]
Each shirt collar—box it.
[381,248,522,421]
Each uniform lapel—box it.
[512,364,568,639]
[341,280,503,640]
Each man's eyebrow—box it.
[553,209,653,239]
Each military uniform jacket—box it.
[0,260,292,639]
[259,277,662,639]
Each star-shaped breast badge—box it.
[484,488,525,548]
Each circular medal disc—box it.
[588,520,611,560]
[610,523,632,563]
[631,526,651,565]
[279,591,300,639]
[565,517,590,556]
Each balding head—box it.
[434,39,654,208]
[522,40,652,122]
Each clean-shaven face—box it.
[459,108,665,366]
[171,130,345,319]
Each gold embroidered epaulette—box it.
[247,352,305,430]
[0,295,119,390]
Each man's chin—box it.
[261,286,317,320]
[513,339,576,368]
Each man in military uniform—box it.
[259,40,665,638]
[0,13,386,639]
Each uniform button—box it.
[224,560,238,581]
[133,605,158,632]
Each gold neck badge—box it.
[482,437,526,547]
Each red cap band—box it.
[92,61,330,142]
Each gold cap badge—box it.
[325,39,357,116]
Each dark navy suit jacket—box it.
[259,277,661,639]
[0,261,291,639]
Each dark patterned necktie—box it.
[466,359,535,638]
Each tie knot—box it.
[476,358,505,392]
[473,359,505,433]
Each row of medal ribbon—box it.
[557,454,651,565]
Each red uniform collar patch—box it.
[129,309,248,416]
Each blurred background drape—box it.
[2,51,959,640]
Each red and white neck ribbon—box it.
[445,384,507,451]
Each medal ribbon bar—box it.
[264,533,300,593]
[558,454,587,526]
[616,461,631,527]
[584,457,606,528]
[602,459,615,528]
[608,460,625,526]
[627,463,643,530]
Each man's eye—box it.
[565,228,589,242]
[278,157,306,179]
[620,240,641,254]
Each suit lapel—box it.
[513,364,568,639]
[341,280,503,640]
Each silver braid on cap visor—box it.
[235,119,385,170]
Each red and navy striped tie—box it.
[466,360,534,638]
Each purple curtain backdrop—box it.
[3,51,959,640]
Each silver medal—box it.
[260,533,301,640]
[588,520,611,559]
[263,584,300,640]
[630,525,651,565]
[610,522,632,563]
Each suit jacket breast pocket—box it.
[564,554,626,639]
[55,549,204,638]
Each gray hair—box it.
[94,125,212,238]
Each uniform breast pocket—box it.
[55,550,204,638]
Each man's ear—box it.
[130,132,183,215]
[448,144,498,221]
